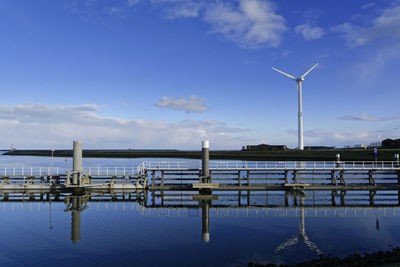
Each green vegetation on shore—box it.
[4,148,400,161]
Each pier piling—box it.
[73,141,83,185]
[201,140,210,182]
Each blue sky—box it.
[0,0,400,149]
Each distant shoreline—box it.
[3,148,400,161]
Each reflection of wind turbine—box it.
[272,63,319,150]
[275,196,322,255]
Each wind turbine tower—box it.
[272,63,319,150]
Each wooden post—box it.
[293,170,297,184]
[151,171,156,186]
[369,170,375,185]
[161,171,164,186]
[247,170,250,186]
[238,171,241,187]
[284,170,289,184]
[331,170,336,185]
[339,170,345,185]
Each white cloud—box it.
[204,0,287,48]
[150,0,203,18]
[287,128,386,147]
[361,2,375,9]
[337,114,384,122]
[127,0,142,6]
[294,24,324,40]
[332,3,400,47]
[0,104,249,149]
[154,96,208,113]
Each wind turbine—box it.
[272,63,319,150]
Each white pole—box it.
[51,149,54,175]
[297,81,304,150]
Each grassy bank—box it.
[3,148,400,161]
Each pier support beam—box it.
[72,141,83,186]
[201,140,210,183]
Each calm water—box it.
[1,155,400,266]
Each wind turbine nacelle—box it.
[296,77,304,82]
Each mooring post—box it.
[336,154,341,168]
[202,140,210,183]
[395,154,399,167]
[72,141,83,186]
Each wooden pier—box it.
[0,160,399,192]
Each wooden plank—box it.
[192,183,219,189]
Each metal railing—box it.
[144,161,400,171]
[0,161,398,177]
[0,167,67,176]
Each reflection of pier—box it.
[0,189,399,243]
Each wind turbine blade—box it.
[272,67,296,80]
[301,63,319,79]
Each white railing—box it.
[0,167,68,176]
[145,161,400,171]
[0,161,398,177]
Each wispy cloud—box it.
[0,103,249,149]
[294,24,324,40]
[287,128,386,147]
[332,2,400,47]
[361,2,375,9]
[150,0,203,18]
[204,0,287,48]
[67,0,287,48]
[154,96,208,113]
[337,114,385,122]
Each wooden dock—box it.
[0,161,399,192]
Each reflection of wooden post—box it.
[398,190,400,206]
[331,191,336,206]
[201,200,210,243]
[284,191,288,206]
[238,171,241,186]
[340,191,345,206]
[247,171,250,186]
[71,197,81,243]
[369,190,375,206]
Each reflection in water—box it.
[64,195,88,243]
[275,193,322,255]
[0,189,399,246]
